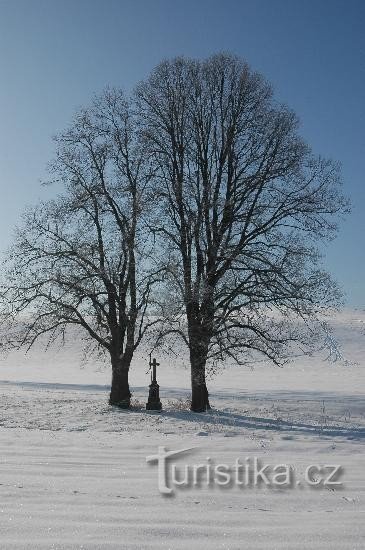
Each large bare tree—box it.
[0,89,158,407]
[136,54,349,412]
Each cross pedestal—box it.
[146,358,162,411]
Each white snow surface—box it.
[0,308,364,549]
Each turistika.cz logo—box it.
[146,446,343,495]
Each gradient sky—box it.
[0,0,364,305]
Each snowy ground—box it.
[0,309,364,549]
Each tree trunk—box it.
[188,311,212,412]
[109,358,131,408]
[190,354,211,412]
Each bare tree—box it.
[136,54,349,412]
[0,89,159,408]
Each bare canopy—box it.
[136,53,348,411]
[0,89,160,407]
[0,54,348,413]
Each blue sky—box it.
[0,0,364,305]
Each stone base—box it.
[146,400,162,411]
[110,398,131,409]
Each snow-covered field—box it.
[0,309,364,549]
